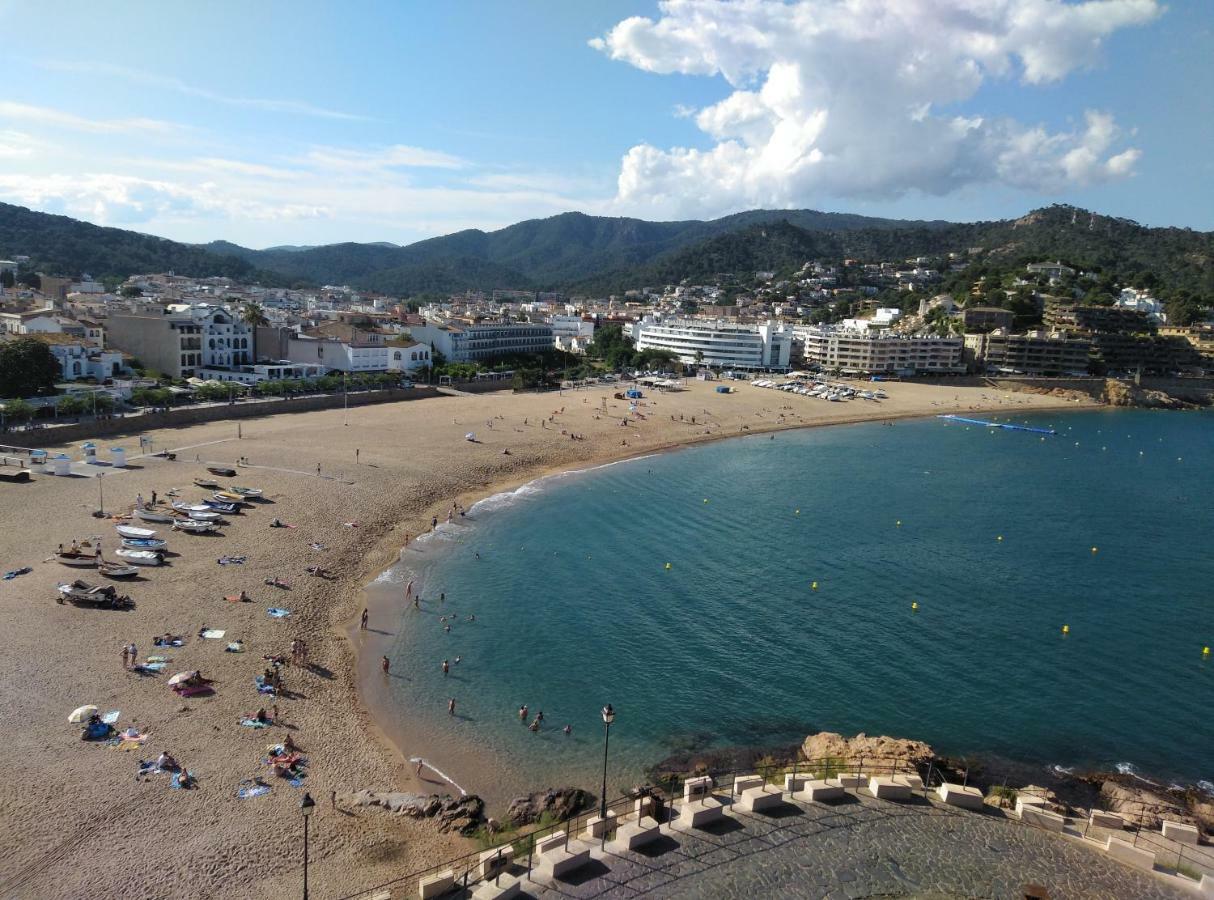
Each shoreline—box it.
[348,395,1110,811]
[0,379,1113,899]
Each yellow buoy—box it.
[664,562,672,570]
[1203,646,1210,656]
[911,601,918,610]
[1061,624,1069,634]
[811,581,818,591]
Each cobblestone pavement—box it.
[522,794,1188,899]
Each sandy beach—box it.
[0,378,1095,899]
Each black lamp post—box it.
[300,792,315,899]
[599,704,615,821]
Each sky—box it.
[0,0,1210,248]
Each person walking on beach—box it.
[127,642,137,667]
[121,644,129,669]
[405,580,413,600]
[431,516,438,530]
[381,656,390,675]
[448,698,456,716]
[441,659,449,676]
[360,608,368,630]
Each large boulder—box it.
[506,787,595,827]
[1100,781,1190,830]
[346,790,485,835]
[800,732,934,769]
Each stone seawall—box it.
[0,386,440,449]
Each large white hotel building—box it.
[631,318,793,370]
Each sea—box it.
[363,408,1213,804]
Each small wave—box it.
[1049,764,1075,776]
[469,481,544,515]
[1197,780,1214,796]
[409,757,467,796]
[1114,762,1160,786]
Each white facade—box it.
[798,325,964,375]
[1116,288,1166,323]
[0,308,60,335]
[411,321,555,363]
[385,342,432,373]
[197,362,327,384]
[549,315,595,355]
[632,318,792,370]
[43,341,125,381]
[284,335,390,372]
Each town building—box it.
[798,325,964,375]
[963,330,1091,376]
[17,333,125,381]
[961,306,1015,333]
[631,318,792,370]
[385,341,432,374]
[410,320,555,363]
[193,362,327,385]
[1045,302,1154,334]
[0,307,60,335]
[548,315,595,354]
[1026,261,1076,280]
[106,304,252,378]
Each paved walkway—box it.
[520,794,1187,899]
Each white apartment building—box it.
[798,325,964,375]
[0,307,60,335]
[410,321,555,363]
[631,318,792,370]
[106,303,252,378]
[385,341,432,374]
[196,362,329,385]
[549,315,595,354]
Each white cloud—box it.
[299,144,468,173]
[38,60,370,121]
[592,0,1161,218]
[0,101,182,135]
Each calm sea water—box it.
[373,409,1213,800]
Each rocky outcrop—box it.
[800,732,934,769]
[1099,781,1190,830]
[1102,379,1190,409]
[506,787,594,826]
[348,790,485,834]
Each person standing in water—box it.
[381,656,390,675]
[441,659,449,676]
[448,698,456,716]
[360,608,368,630]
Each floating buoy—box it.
[896,520,902,527]
[703,498,709,503]
[1203,646,1210,656]
[664,562,672,570]
[811,581,818,591]
[1061,624,1069,634]
[795,509,800,515]
[1091,547,1098,554]
[997,535,1003,542]
[911,601,918,610]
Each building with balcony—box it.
[798,325,964,375]
[107,304,252,378]
[963,330,1091,375]
[630,318,792,370]
[410,320,555,363]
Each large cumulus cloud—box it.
[591,0,1160,217]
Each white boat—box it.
[122,537,167,550]
[114,548,164,566]
[99,563,140,579]
[116,525,157,539]
[173,502,220,519]
[135,508,175,524]
[172,519,216,534]
[229,486,262,497]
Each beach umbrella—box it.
[68,705,98,723]
[167,672,193,685]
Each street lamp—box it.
[599,704,615,822]
[300,792,315,899]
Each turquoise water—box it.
[376,409,1213,799]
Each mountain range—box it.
[0,201,1210,299]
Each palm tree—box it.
[240,302,270,329]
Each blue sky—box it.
[0,0,1209,247]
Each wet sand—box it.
[0,379,1093,898]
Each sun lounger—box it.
[868,776,912,801]
[534,831,590,879]
[733,774,784,812]
[936,782,984,810]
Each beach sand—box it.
[0,379,1094,899]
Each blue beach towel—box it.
[3,567,31,580]
[267,608,290,618]
[237,782,271,799]
[240,718,269,729]
[171,770,195,790]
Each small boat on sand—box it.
[122,537,167,550]
[114,548,164,566]
[207,466,237,478]
[194,478,221,489]
[99,563,140,579]
[56,551,98,568]
[172,519,216,534]
[135,508,175,524]
[212,490,245,503]
[116,525,157,539]
[203,499,239,513]
[229,486,263,498]
[57,580,133,609]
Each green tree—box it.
[0,338,62,398]
[1,398,35,422]
[0,269,13,289]
[240,302,270,328]
[120,285,143,298]
[56,394,86,415]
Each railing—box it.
[334,754,929,900]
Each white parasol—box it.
[69,705,98,723]
[167,672,193,685]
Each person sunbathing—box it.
[157,751,179,771]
